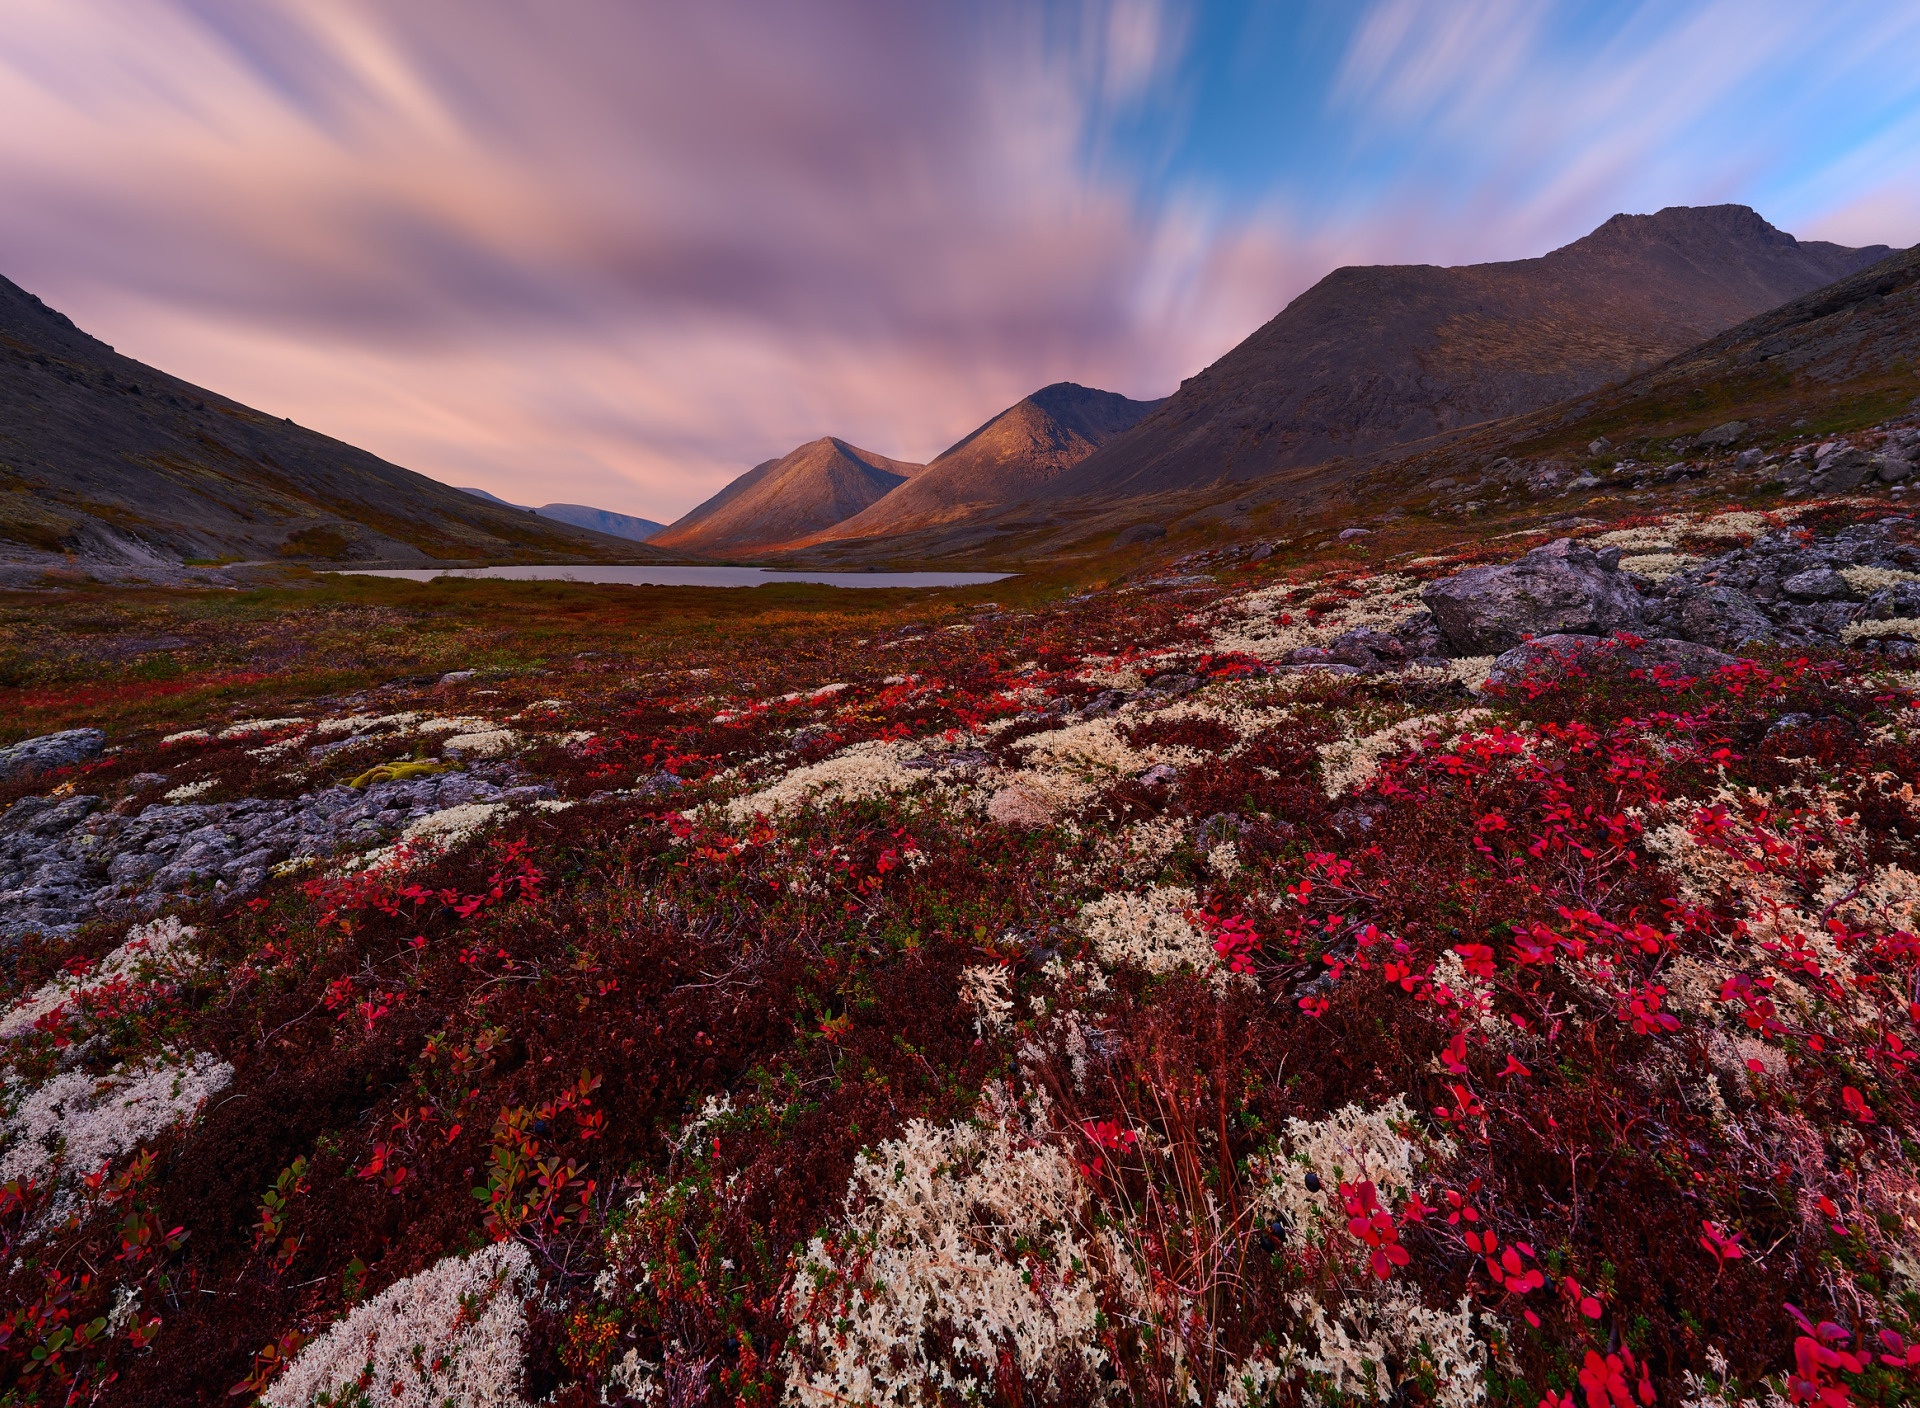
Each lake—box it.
[331,565,1011,589]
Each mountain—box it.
[0,273,661,564]
[647,437,923,555]
[1046,205,1893,503]
[455,488,664,542]
[795,383,1161,545]
[1379,240,1920,483]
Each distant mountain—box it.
[1047,205,1894,503]
[0,273,659,564]
[798,383,1161,545]
[454,488,663,542]
[648,437,923,555]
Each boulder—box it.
[1696,421,1748,448]
[1811,448,1874,493]
[1114,523,1166,546]
[1781,568,1852,601]
[1587,437,1613,457]
[1665,584,1777,651]
[1420,538,1644,655]
[1326,628,1404,667]
[1391,609,1446,657]
[1858,582,1920,621]
[0,728,106,782]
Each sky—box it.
[2,0,1918,522]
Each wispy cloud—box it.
[0,0,1912,518]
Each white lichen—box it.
[263,1242,537,1408]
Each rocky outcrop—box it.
[1421,539,1644,654]
[1412,517,1920,673]
[0,728,105,782]
[0,767,551,940]
[1642,521,1920,652]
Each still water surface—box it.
[332,565,1009,589]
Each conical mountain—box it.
[801,383,1161,544]
[1047,205,1893,502]
[648,437,923,555]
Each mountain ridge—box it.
[455,488,664,543]
[0,273,659,564]
[1043,204,1892,504]
[795,382,1163,545]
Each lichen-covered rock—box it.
[1420,538,1643,654]
[1782,568,1852,601]
[1663,584,1778,651]
[0,728,106,782]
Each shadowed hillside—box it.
[0,274,659,565]
[1046,205,1891,502]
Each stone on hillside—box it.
[1696,421,1748,448]
[1859,582,1920,620]
[1782,568,1852,601]
[1114,523,1165,546]
[1665,584,1778,651]
[1811,448,1874,493]
[1420,538,1644,655]
[1587,437,1612,456]
[0,728,106,782]
[1391,610,1446,657]
[1328,627,1404,664]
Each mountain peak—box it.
[1044,204,1893,503]
[649,436,923,555]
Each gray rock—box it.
[1337,528,1372,540]
[1144,673,1200,697]
[1114,523,1166,546]
[1811,448,1874,493]
[1666,585,1778,651]
[1782,568,1852,601]
[0,728,106,782]
[1420,538,1644,655]
[1587,437,1612,456]
[1696,421,1748,448]
[1327,628,1405,666]
[1858,582,1920,621]
[1391,609,1446,657]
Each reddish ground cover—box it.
[3,507,1920,1406]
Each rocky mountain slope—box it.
[1363,242,1920,515]
[1045,205,1891,503]
[796,382,1161,545]
[456,487,665,542]
[0,274,658,565]
[647,436,923,555]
